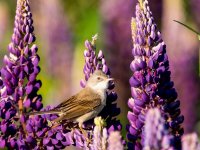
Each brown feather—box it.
[53,87,101,121]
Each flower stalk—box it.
[143,108,174,150]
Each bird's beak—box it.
[107,78,114,81]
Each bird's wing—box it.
[54,87,102,120]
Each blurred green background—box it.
[0,0,199,137]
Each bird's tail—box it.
[27,110,61,116]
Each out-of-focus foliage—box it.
[61,0,100,43]
[162,0,200,134]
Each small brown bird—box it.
[29,70,114,130]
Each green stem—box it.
[173,20,200,35]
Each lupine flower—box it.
[81,35,121,132]
[90,117,123,150]
[1,0,42,110]
[143,108,174,150]
[127,0,184,149]
[93,126,104,149]
[0,0,43,148]
[182,133,200,150]
[25,109,75,149]
[107,131,124,150]
[90,117,108,150]
[80,34,110,87]
[0,0,84,149]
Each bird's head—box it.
[86,70,114,91]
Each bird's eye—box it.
[97,77,101,80]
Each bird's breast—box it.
[74,105,104,124]
[96,90,107,105]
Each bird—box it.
[28,70,114,131]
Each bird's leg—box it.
[79,123,88,138]
[79,123,92,145]
[89,127,93,141]
[50,121,59,129]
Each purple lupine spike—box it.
[142,108,174,150]
[107,131,124,150]
[89,117,108,150]
[0,0,43,148]
[127,0,184,149]
[81,34,108,88]
[102,128,108,150]
[92,125,104,149]
[0,0,80,149]
[24,106,85,149]
[81,35,121,132]
[0,0,42,109]
[182,133,200,150]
